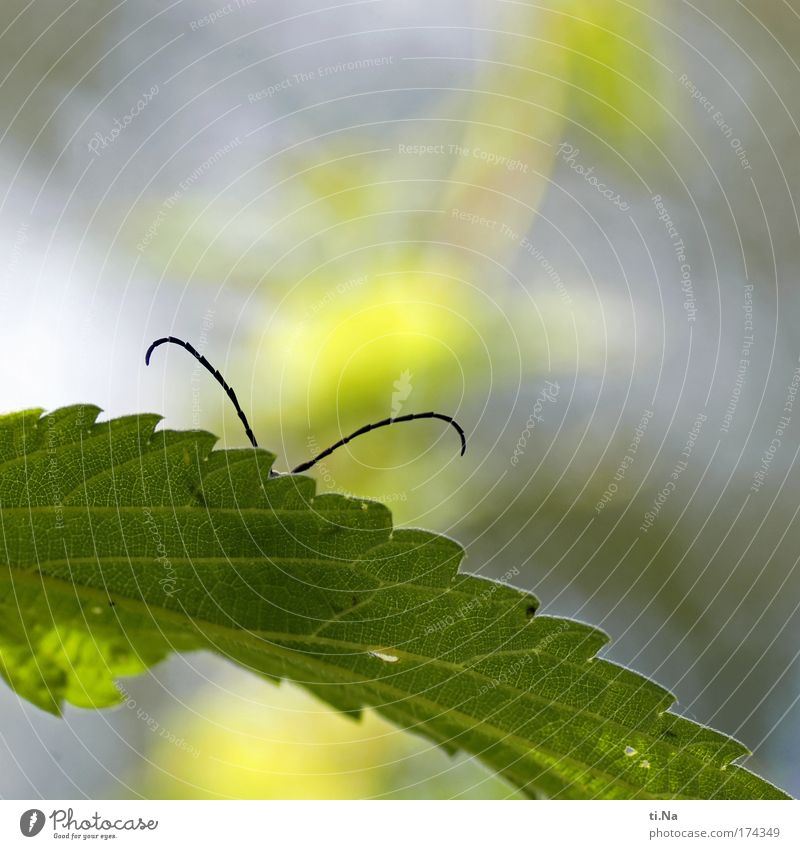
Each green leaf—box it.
[0,405,789,799]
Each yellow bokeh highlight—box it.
[143,676,517,800]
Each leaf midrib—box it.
[3,565,706,798]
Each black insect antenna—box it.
[291,412,466,474]
[145,336,258,449]
[146,335,466,474]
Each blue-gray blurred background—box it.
[1,0,798,798]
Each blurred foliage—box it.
[555,0,671,159]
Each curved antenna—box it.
[145,336,258,449]
[291,412,466,474]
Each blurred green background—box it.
[1,0,798,798]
